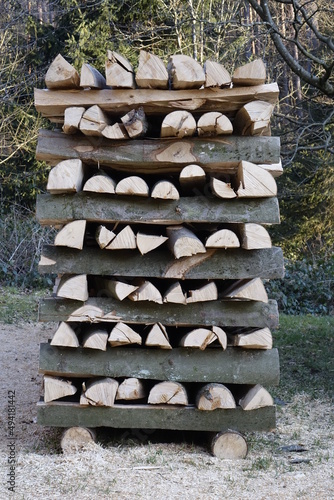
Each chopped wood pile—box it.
[35,51,284,458]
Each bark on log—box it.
[80,63,106,89]
[120,107,148,138]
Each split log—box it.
[105,50,135,89]
[108,322,142,347]
[116,378,147,400]
[121,107,148,138]
[236,161,277,198]
[258,159,283,178]
[187,282,218,303]
[151,181,179,200]
[82,327,109,351]
[179,164,206,191]
[210,177,237,199]
[102,122,128,140]
[179,328,216,350]
[212,326,228,350]
[115,176,150,197]
[163,282,186,305]
[45,54,80,89]
[136,232,168,255]
[234,101,274,136]
[204,60,231,88]
[44,375,77,403]
[50,322,79,348]
[62,107,85,134]
[105,225,137,250]
[56,274,89,302]
[61,427,96,453]
[135,50,168,89]
[80,63,106,89]
[233,327,272,349]
[145,323,172,349]
[148,381,188,405]
[238,384,274,410]
[196,383,236,410]
[211,430,248,459]
[79,105,110,136]
[205,229,240,249]
[65,304,104,323]
[95,277,138,301]
[161,110,197,138]
[166,226,206,259]
[240,223,272,250]
[197,112,233,136]
[224,278,268,302]
[95,225,116,249]
[232,59,266,86]
[83,171,116,194]
[167,54,205,89]
[128,280,163,304]
[47,159,84,194]
[82,378,119,406]
[54,220,86,250]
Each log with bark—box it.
[82,326,109,351]
[83,171,116,194]
[135,50,169,89]
[150,180,179,200]
[204,60,231,88]
[120,107,148,138]
[234,100,274,136]
[81,378,119,406]
[233,327,272,349]
[196,383,236,410]
[62,107,85,134]
[54,220,86,250]
[108,322,142,347]
[44,375,77,403]
[238,384,274,410]
[56,274,89,302]
[160,110,197,138]
[115,176,150,197]
[197,112,233,136]
[232,59,266,86]
[205,229,240,249]
[79,105,110,136]
[148,381,188,405]
[50,322,80,348]
[45,54,80,89]
[80,63,106,89]
[136,232,168,255]
[166,226,206,259]
[240,223,272,250]
[236,161,277,198]
[116,378,147,400]
[145,323,172,349]
[47,159,85,194]
[105,51,135,89]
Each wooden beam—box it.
[39,343,280,385]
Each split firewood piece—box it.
[95,225,116,249]
[240,223,272,249]
[205,229,240,249]
[224,278,268,302]
[50,322,79,348]
[83,171,116,194]
[167,54,205,89]
[166,226,206,259]
[62,107,86,134]
[82,378,119,406]
[121,107,148,138]
[128,280,163,304]
[116,378,147,400]
[47,159,84,194]
[148,381,188,405]
[108,322,142,347]
[136,232,168,255]
[197,112,233,136]
[236,161,277,198]
[179,164,206,191]
[54,220,86,250]
[232,59,266,86]
[44,375,77,403]
[61,427,97,453]
[95,277,138,301]
[161,110,197,138]
[135,50,168,89]
[80,62,106,89]
[102,122,128,140]
[212,326,228,350]
[66,305,104,323]
[239,384,274,410]
[145,323,172,349]
[151,180,179,200]
[45,54,80,89]
[179,328,216,350]
[56,274,89,302]
[82,326,109,351]
[211,430,248,459]
[204,60,232,88]
[79,105,110,136]
[115,176,149,197]
[196,383,236,410]
[234,101,274,136]
[233,327,272,349]
[105,50,135,88]
[210,177,237,199]
[163,282,186,305]
[105,225,137,250]
[186,282,218,303]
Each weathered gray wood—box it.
[38,297,279,328]
[37,401,276,432]
[38,245,284,280]
[36,193,281,226]
[36,129,281,171]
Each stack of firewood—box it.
[34,50,283,458]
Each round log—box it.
[61,427,96,453]
[211,430,248,459]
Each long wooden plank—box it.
[39,246,284,280]
[36,129,281,171]
[37,402,276,432]
[39,343,280,385]
[36,193,280,225]
[38,297,279,328]
[34,84,279,120]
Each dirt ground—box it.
[0,321,333,499]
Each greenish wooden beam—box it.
[39,343,280,385]
[37,402,276,432]
[36,193,281,226]
[38,297,279,329]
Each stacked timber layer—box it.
[35,51,283,457]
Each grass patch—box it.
[0,286,48,323]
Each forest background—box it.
[0,0,333,315]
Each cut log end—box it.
[211,431,248,459]
[61,427,97,453]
